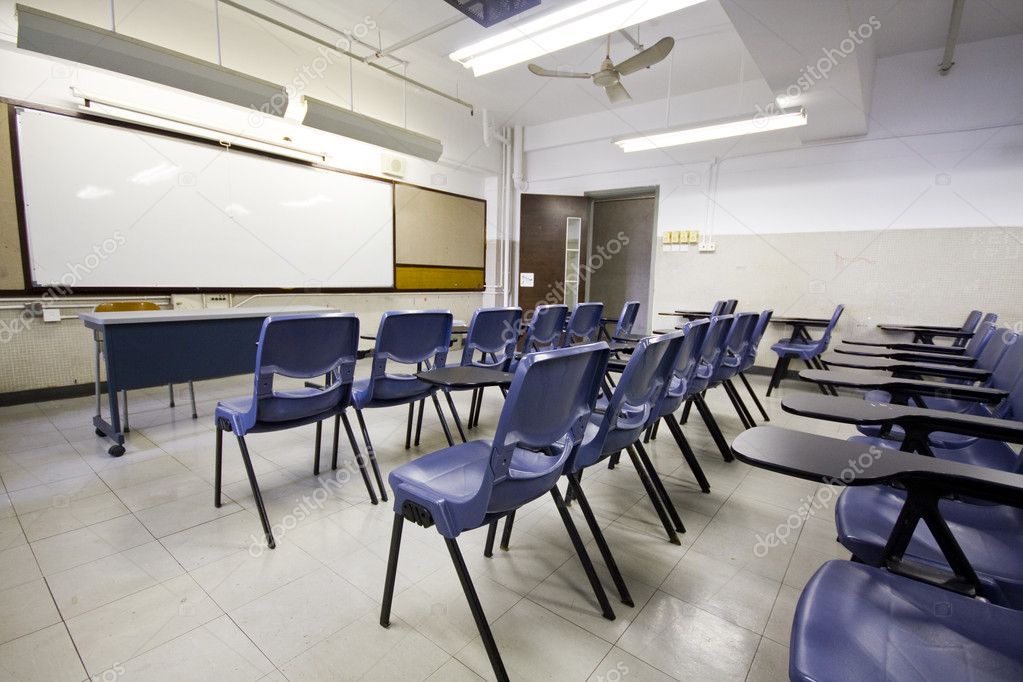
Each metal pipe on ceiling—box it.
[218,0,474,112]
[262,0,406,65]
[367,15,465,62]
[939,0,966,75]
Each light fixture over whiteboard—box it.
[614,108,807,152]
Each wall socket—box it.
[698,242,717,253]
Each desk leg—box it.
[442,389,468,443]
[91,334,126,456]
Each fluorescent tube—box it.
[450,0,706,76]
[614,108,807,152]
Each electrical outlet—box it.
[698,242,717,253]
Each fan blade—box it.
[604,81,632,104]
[527,63,591,78]
[614,37,675,76]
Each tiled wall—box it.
[0,292,487,394]
[651,226,1023,368]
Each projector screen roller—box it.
[15,108,394,289]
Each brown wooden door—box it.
[588,196,656,331]
[518,193,590,311]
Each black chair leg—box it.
[650,420,660,439]
[664,415,710,493]
[331,414,340,470]
[626,445,681,545]
[313,421,322,476]
[405,403,414,450]
[341,411,377,504]
[431,393,455,447]
[237,434,275,550]
[484,520,498,558]
[446,536,509,682]
[739,372,770,422]
[608,450,621,470]
[567,473,634,607]
[694,395,734,462]
[804,359,830,395]
[766,355,790,396]
[729,379,757,427]
[550,486,615,621]
[680,398,694,424]
[634,441,685,534]
[414,399,425,446]
[467,389,478,429]
[214,423,223,507]
[642,424,652,443]
[355,409,388,502]
[500,511,515,551]
[380,513,403,627]
[721,382,752,429]
[443,389,468,443]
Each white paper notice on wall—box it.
[520,272,535,287]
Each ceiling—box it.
[266,0,1023,129]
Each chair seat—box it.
[847,435,1020,471]
[791,560,1023,682]
[215,387,339,433]
[771,339,823,359]
[836,486,1023,607]
[389,440,567,538]
[864,390,981,414]
[352,375,433,409]
[855,423,980,449]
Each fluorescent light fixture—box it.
[450,0,706,76]
[303,97,444,162]
[17,4,288,115]
[614,108,807,152]
[72,88,327,164]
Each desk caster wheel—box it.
[95,427,105,437]
[108,444,125,457]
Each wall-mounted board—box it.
[393,182,485,290]
[15,108,394,289]
[0,104,24,289]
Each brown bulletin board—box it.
[394,182,485,290]
[0,104,26,290]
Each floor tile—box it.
[618,591,760,680]
[0,578,60,645]
[0,624,87,682]
[0,544,41,588]
[31,514,154,575]
[456,598,612,682]
[746,637,789,682]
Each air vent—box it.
[442,0,542,27]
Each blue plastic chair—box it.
[511,304,568,372]
[459,307,523,430]
[563,302,604,347]
[707,311,760,430]
[736,309,774,422]
[710,300,728,316]
[351,310,454,503]
[673,314,739,462]
[609,300,641,341]
[791,560,1023,682]
[213,313,366,549]
[379,343,612,682]
[643,319,713,492]
[766,304,845,396]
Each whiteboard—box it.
[16,109,394,288]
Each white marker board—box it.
[16,108,394,289]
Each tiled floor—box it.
[0,372,858,681]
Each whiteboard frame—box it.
[3,102,477,294]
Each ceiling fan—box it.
[527,35,675,104]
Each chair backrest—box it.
[245,313,359,428]
[662,319,711,403]
[570,331,686,470]
[975,328,1013,373]
[961,310,983,333]
[563,302,604,346]
[724,312,759,362]
[745,309,775,364]
[461,307,523,369]
[488,342,610,487]
[521,304,568,354]
[818,304,845,347]
[696,314,735,380]
[989,330,1023,396]
[953,310,983,348]
[710,300,728,316]
[722,299,739,314]
[94,301,160,312]
[363,311,452,404]
[964,321,996,358]
[613,301,641,338]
